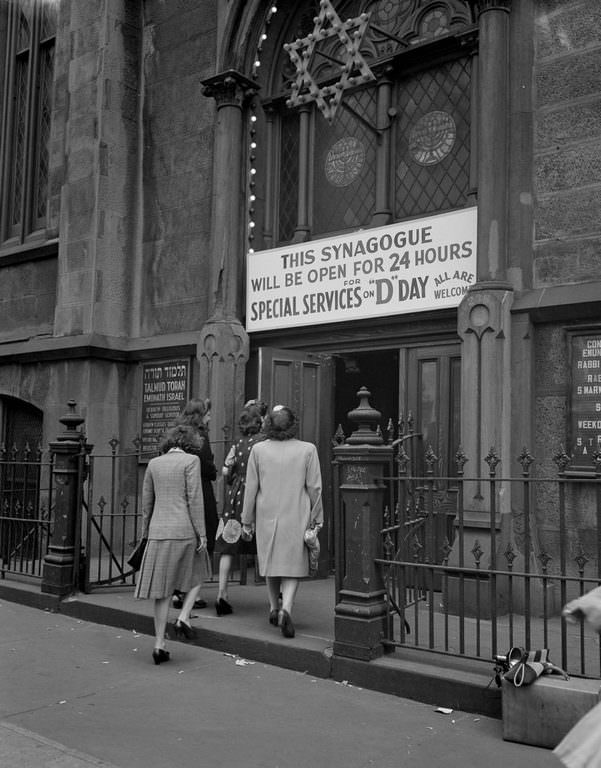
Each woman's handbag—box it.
[498,646,569,688]
[127,538,147,571]
[304,525,321,577]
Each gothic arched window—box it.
[256,0,475,247]
[0,0,57,247]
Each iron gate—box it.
[0,445,54,580]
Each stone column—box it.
[41,402,92,597]
[333,388,393,660]
[473,0,512,284]
[200,71,257,462]
[371,66,393,227]
[294,105,312,242]
[447,1,514,615]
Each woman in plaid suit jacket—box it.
[135,425,211,664]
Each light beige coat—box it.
[241,438,323,577]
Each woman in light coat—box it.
[135,425,211,664]
[241,405,323,639]
[554,586,601,767]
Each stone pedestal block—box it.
[502,675,601,748]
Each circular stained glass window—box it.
[325,136,366,187]
[408,110,456,166]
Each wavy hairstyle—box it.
[176,397,211,434]
[238,403,265,436]
[263,405,298,441]
[159,424,202,454]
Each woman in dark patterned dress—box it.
[214,401,267,616]
[171,397,218,610]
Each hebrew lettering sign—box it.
[140,359,190,458]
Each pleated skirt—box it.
[134,538,212,600]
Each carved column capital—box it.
[201,69,259,110]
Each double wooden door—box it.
[249,342,462,573]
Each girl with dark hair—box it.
[241,405,323,638]
[134,424,210,664]
[171,397,218,610]
[213,401,267,616]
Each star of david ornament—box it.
[284,0,375,124]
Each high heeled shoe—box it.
[278,609,295,638]
[152,648,170,665]
[269,609,279,626]
[173,619,195,642]
[215,597,233,616]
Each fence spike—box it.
[455,446,468,473]
[552,446,571,473]
[517,447,534,474]
[332,424,346,446]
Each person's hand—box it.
[196,536,207,552]
[241,524,253,541]
[563,586,601,632]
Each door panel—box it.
[405,344,461,481]
[253,347,334,574]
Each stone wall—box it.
[139,0,217,337]
[53,1,142,338]
[0,259,56,343]
[534,0,601,286]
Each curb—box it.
[0,581,501,718]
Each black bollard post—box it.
[41,402,91,596]
[333,388,393,660]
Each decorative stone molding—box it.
[201,69,258,110]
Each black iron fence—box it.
[376,444,601,678]
[0,444,54,580]
[81,439,255,591]
[82,439,146,590]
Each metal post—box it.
[41,402,91,596]
[333,388,393,661]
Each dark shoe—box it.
[152,648,170,665]
[269,609,279,626]
[215,598,233,617]
[278,609,295,638]
[194,598,207,610]
[173,619,195,642]
[172,592,184,610]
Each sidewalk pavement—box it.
[0,575,505,718]
[0,597,560,768]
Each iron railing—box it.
[376,445,601,678]
[0,445,54,580]
[82,438,255,591]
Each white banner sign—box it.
[246,207,477,332]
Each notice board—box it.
[570,333,601,471]
[140,359,190,458]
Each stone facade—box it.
[0,0,600,583]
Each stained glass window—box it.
[278,113,300,243]
[1,0,57,246]
[394,56,472,220]
[269,1,474,245]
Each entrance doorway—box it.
[334,350,399,441]
[249,341,461,573]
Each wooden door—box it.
[404,344,462,482]
[249,347,335,574]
